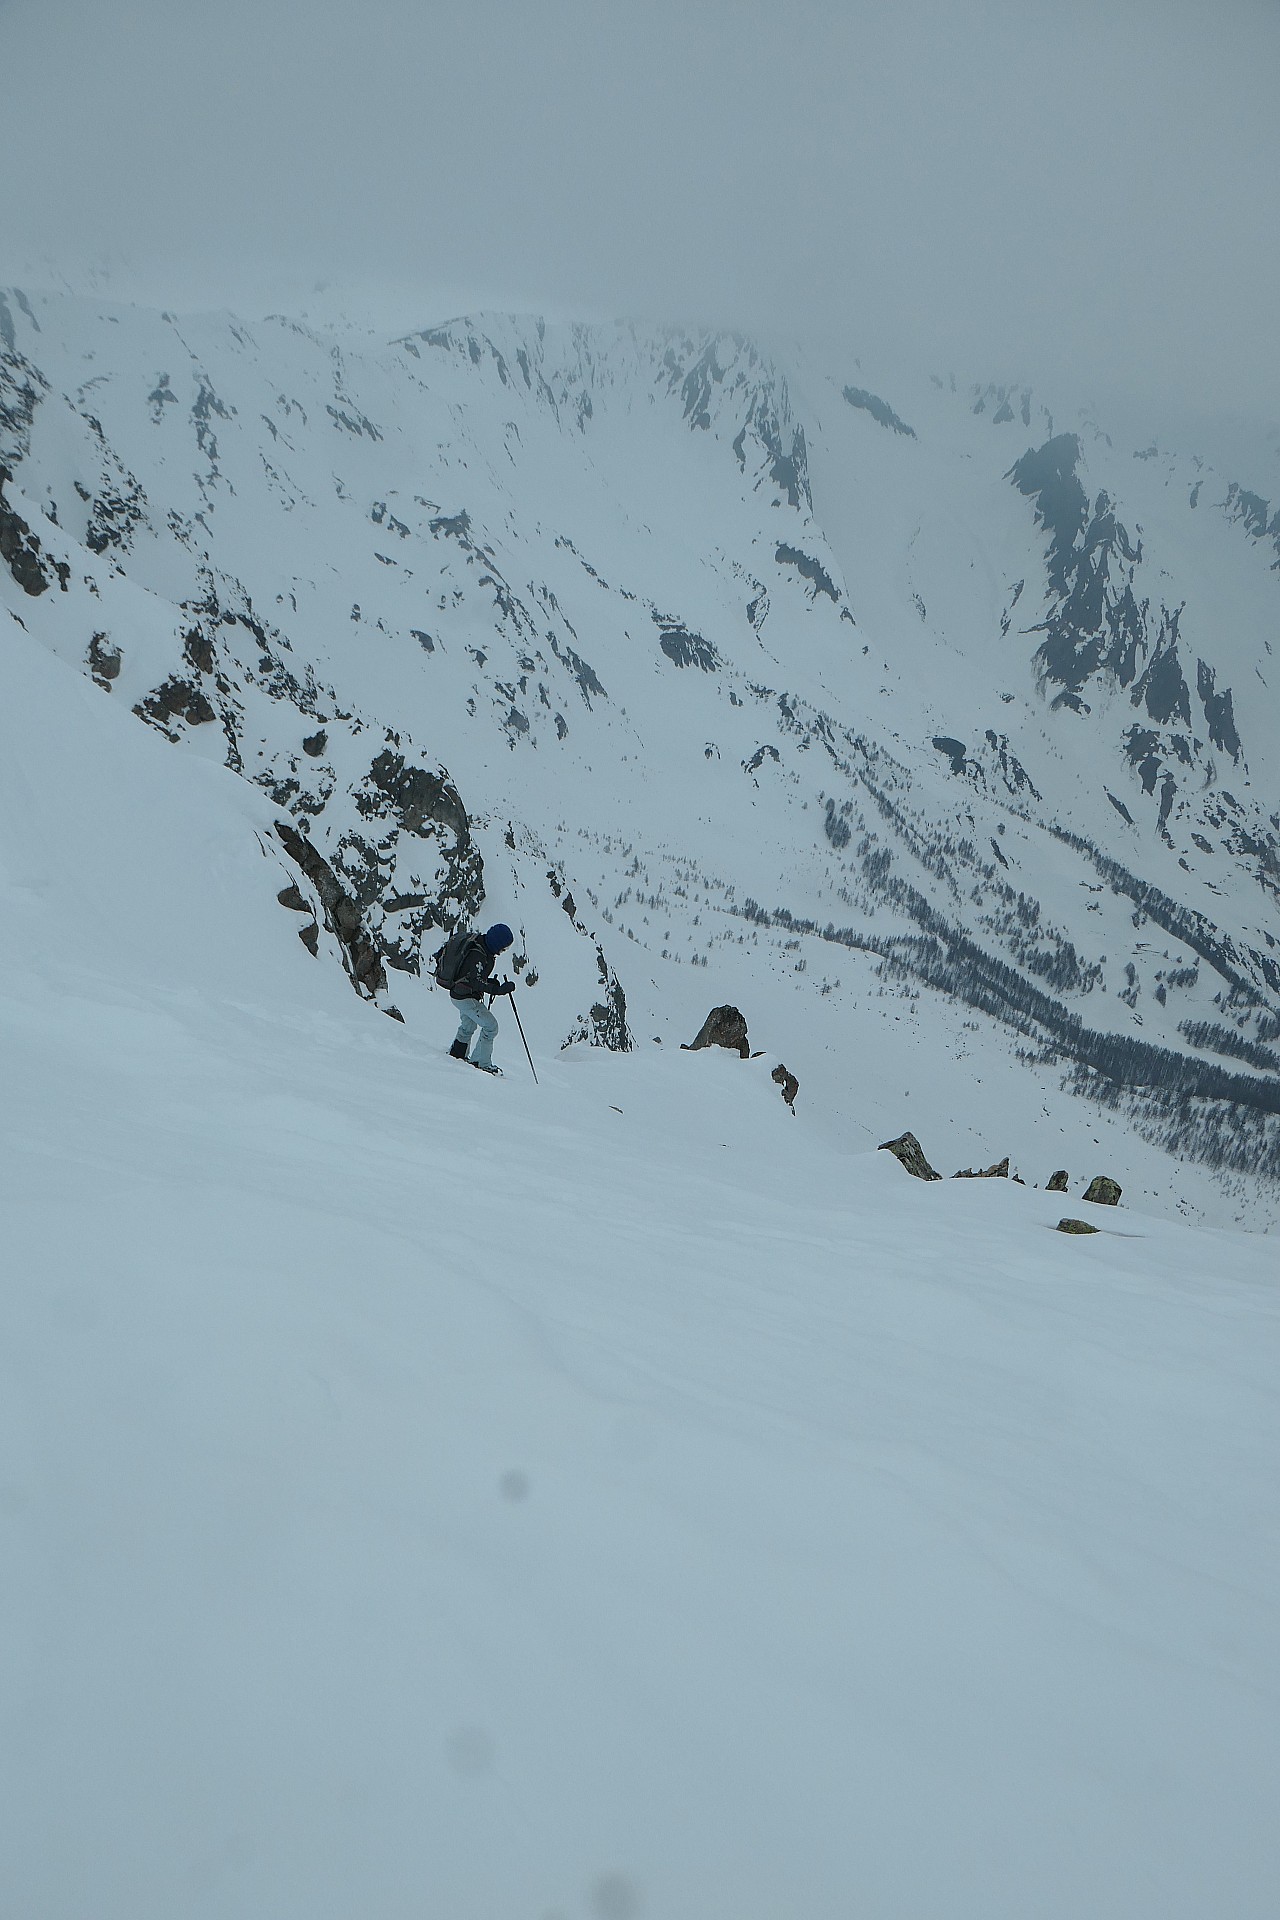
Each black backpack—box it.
[431,928,473,990]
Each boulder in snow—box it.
[683,1005,750,1058]
[878,1131,942,1182]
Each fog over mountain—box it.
[4,0,1280,426]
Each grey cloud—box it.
[3,0,1278,425]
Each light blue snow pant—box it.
[453,997,498,1067]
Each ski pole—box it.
[509,991,538,1084]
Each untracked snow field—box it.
[3,633,1280,1917]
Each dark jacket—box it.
[450,932,498,1002]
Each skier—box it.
[442,923,516,1074]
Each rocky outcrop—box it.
[1007,431,1272,887]
[879,1132,942,1182]
[560,939,632,1051]
[275,819,385,997]
[1083,1175,1122,1206]
[842,385,916,438]
[539,862,633,1052]
[585,944,633,1051]
[684,1005,750,1057]
[954,1156,1010,1179]
[349,748,483,974]
[134,675,216,735]
[361,749,470,844]
[0,464,68,596]
[125,574,489,998]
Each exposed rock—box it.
[362,747,470,841]
[276,883,310,912]
[842,385,916,438]
[276,819,385,996]
[954,1156,1010,1179]
[588,967,633,1051]
[1083,1175,1123,1206]
[79,416,148,554]
[348,747,484,974]
[182,627,216,674]
[298,920,319,956]
[539,865,631,1053]
[1046,1169,1069,1193]
[563,939,634,1052]
[87,632,122,687]
[878,1131,942,1182]
[771,1062,799,1109]
[161,583,485,994]
[774,542,839,603]
[655,619,721,672]
[134,675,216,734]
[683,1005,750,1057]
[0,463,67,595]
[1057,1217,1099,1235]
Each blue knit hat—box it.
[483,923,514,954]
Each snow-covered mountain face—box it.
[3,287,1279,1224]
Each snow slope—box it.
[3,597,1279,1918]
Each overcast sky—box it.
[3,0,1278,425]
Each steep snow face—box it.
[2,288,1279,1221]
[3,609,1279,1920]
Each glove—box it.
[489,978,515,997]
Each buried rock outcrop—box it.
[1057,1217,1099,1235]
[771,1062,799,1111]
[954,1156,1010,1180]
[88,632,123,687]
[878,1131,942,1182]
